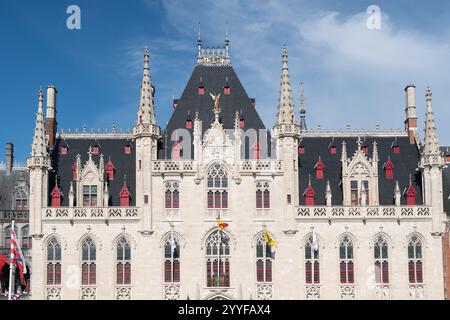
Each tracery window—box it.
[350,180,369,205]
[15,187,28,210]
[164,234,180,283]
[206,230,230,287]
[339,236,354,284]
[207,163,228,209]
[165,181,180,209]
[408,236,423,284]
[305,236,320,284]
[256,181,270,209]
[116,237,131,285]
[374,236,389,284]
[255,233,273,282]
[81,238,96,285]
[47,237,61,286]
[83,185,97,207]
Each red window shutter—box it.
[384,159,394,180]
[239,119,245,129]
[224,86,231,95]
[340,261,347,284]
[185,120,193,129]
[305,186,315,206]
[173,261,180,283]
[362,146,369,155]
[256,190,262,208]
[416,261,423,283]
[72,162,78,180]
[60,146,68,155]
[348,262,354,283]
[305,261,312,284]
[406,185,416,205]
[91,146,100,154]
[51,186,61,207]
[393,146,400,154]
[198,87,205,95]
[125,262,131,285]
[90,263,96,285]
[164,260,172,283]
[298,146,305,154]
[82,263,88,285]
[55,263,61,285]
[315,159,325,179]
[120,186,130,207]
[314,261,320,284]
[382,261,389,283]
[408,261,415,283]
[106,161,115,180]
[117,263,123,285]
[256,260,264,282]
[47,264,54,285]
[124,145,132,154]
[265,259,272,282]
[329,146,337,155]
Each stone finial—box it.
[31,88,48,158]
[276,45,296,125]
[137,45,157,125]
[423,87,440,155]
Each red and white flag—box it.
[10,227,27,285]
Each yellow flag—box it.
[264,230,275,247]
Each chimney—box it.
[45,85,58,149]
[404,84,418,144]
[5,142,13,175]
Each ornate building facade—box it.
[27,37,448,300]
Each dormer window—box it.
[106,161,115,181]
[384,159,394,180]
[298,146,305,155]
[239,119,245,129]
[329,146,337,155]
[304,185,315,206]
[120,185,130,207]
[185,120,193,129]
[315,158,325,179]
[91,146,100,154]
[72,161,78,180]
[51,185,62,207]
[60,146,69,155]
[405,183,416,206]
[224,86,231,95]
[362,146,369,155]
[393,146,400,154]
[198,86,205,95]
[124,145,132,154]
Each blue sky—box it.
[1,0,449,161]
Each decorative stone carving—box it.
[164,285,181,300]
[46,287,61,300]
[81,287,96,300]
[375,285,391,299]
[305,285,320,299]
[408,285,424,299]
[115,286,131,300]
[339,285,356,299]
[256,284,273,300]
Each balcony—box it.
[42,207,141,221]
[295,206,431,221]
[239,160,283,174]
[0,210,29,223]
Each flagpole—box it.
[311,230,314,285]
[8,220,15,300]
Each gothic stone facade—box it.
[27,40,447,300]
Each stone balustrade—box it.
[42,207,141,220]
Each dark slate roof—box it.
[50,137,136,206]
[440,146,450,156]
[0,169,29,210]
[159,65,267,159]
[443,165,450,215]
[298,136,423,206]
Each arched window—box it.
[408,236,423,284]
[165,181,180,209]
[81,238,96,285]
[116,237,131,285]
[206,230,230,287]
[15,187,28,210]
[164,233,180,283]
[21,225,31,250]
[374,236,389,284]
[207,163,228,209]
[256,233,273,283]
[256,181,270,209]
[305,236,320,284]
[47,237,61,285]
[339,236,354,284]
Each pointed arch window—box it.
[116,237,131,285]
[165,181,180,209]
[15,187,28,210]
[206,230,230,287]
[256,181,270,209]
[384,159,394,180]
[339,236,354,284]
[81,238,96,285]
[164,234,180,283]
[305,235,320,284]
[374,236,389,284]
[47,237,61,285]
[21,225,31,250]
[207,163,228,209]
[256,233,273,283]
[119,185,130,207]
[408,236,423,284]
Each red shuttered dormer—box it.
[304,184,315,206]
[106,160,115,181]
[384,158,394,180]
[51,185,62,207]
[172,141,182,161]
[124,144,132,154]
[405,183,416,206]
[314,158,325,180]
[120,185,130,207]
[72,161,78,180]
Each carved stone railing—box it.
[115,286,132,300]
[80,286,97,300]
[240,160,283,173]
[152,161,195,173]
[0,210,29,222]
[46,286,62,300]
[42,207,141,220]
[339,285,356,299]
[305,285,321,299]
[256,284,273,300]
[296,206,431,220]
[163,284,181,300]
[408,284,425,299]
[375,285,391,299]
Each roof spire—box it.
[137,45,156,125]
[423,87,440,155]
[31,87,48,157]
[276,45,296,125]
[299,82,307,132]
